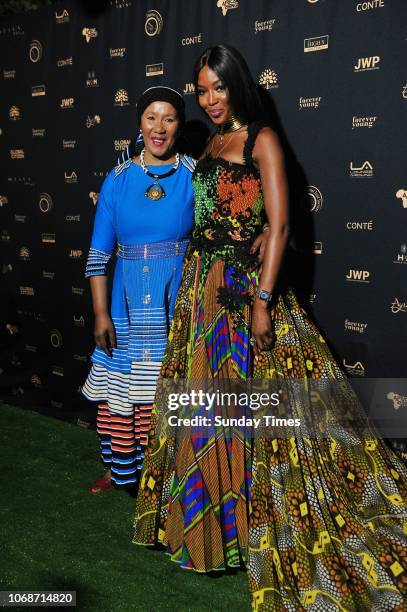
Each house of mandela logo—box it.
[259,68,278,89]
[114,90,129,106]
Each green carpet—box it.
[0,404,250,612]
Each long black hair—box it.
[193,44,266,124]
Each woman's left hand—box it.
[251,299,274,353]
[250,226,269,265]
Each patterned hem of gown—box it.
[82,362,161,415]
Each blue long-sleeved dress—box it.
[82,155,195,484]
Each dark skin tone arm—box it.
[89,275,116,356]
[251,127,289,352]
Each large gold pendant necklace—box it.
[140,148,180,201]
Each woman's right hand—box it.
[94,313,116,356]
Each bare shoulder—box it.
[253,126,281,156]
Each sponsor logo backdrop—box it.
[0,0,405,430]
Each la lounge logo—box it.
[346,269,370,283]
[29,39,42,62]
[343,359,365,376]
[350,161,373,178]
[354,56,380,72]
[217,0,238,16]
[55,9,69,23]
[395,189,407,208]
[145,10,163,36]
[259,68,279,89]
[86,71,99,87]
[64,171,78,184]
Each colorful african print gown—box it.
[134,122,407,610]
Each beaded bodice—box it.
[190,122,267,269]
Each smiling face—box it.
[140,101,179,159]
[197,65,231,126]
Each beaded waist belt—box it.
[117,239,189,260]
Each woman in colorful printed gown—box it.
[82,87,196,492]
[134,46,407,610]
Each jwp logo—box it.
[60,97,74,109]
[354,56,380,72]
[346,269,370,283]
[183,83,195,95]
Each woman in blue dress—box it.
[82,87,196,492]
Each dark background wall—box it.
[0,0,406,434]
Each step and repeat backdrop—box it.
[0,0,406,431]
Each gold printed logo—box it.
[50,329,63,347]
[0,195,8,207]
[304,35,329,52]
[110,48,126,57]
[181,34,202,45]
[345,320,368,333]
[86,115,101,128]
[9,105,21,120]
[114,139,131,151]
[3,69,16,78]
[69,249,83,259]
[217,0,238,16]
[391,298,407,314]
[55,9,69,23]
[343,360,365,376]
[395,189,407,209]
[64,171,78,184]
[89,191,99,205]
[350,161,373,178]
[114,89,129,106]
[145,10,163,36]
[356,1,384,11]
[352,115,377,129]
[29,40,42,62]
[39,193,53,213]
[32,85,46,96]
[394,243,407,265]
[82,27,98,43]
[299,97,322,109]
[60,97,74,109]
[387,392,407,411]
[10,149,24,159]
[183,83,195,95]
[306,186,323,212]
[255,19,276,33]
[259,68,279,89]
[346,269,370,282]
[42,233,56,243]
[354,56,380,72]
[146,63,164,77]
